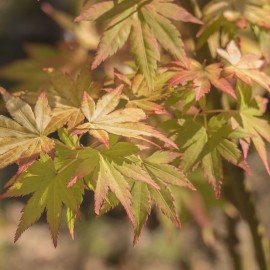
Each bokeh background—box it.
[0,1,270,269]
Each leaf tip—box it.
[73,16,82,23]
[41,2,54,15]
[67,176,79,188]
[0,87,6,95]
[212,181,222,199]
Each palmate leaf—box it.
[46,67,100,129]
[95,154,135,223]
[21,66,101,129]
[131,181,151,244]
[168,59,236,100]
[0,88,63,169]
[75,0,202,89]
[129,150,195,242]
[71,139,193,243]
[176,119,247,197]
[74,86,177,148]
[200,125,247,197]
[2,155,84,247]
[68,139,138,222]
[114,69,174,109]
[217,41,270,92]
[235,83,270,174]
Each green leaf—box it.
[75,0,201,89]
[72,147,100,179]
[95,154,135,224]
[92,9,133,69]
[99,192,119,215]
[202,149,223,198]
[176,121,208,171]
[132,182,151,244]
[145,150,181,164]
[101,142,139,159]
[236,83,270,174]
[58,128,79,148]
[66,208,77,240]
[148,178,180,227]
[142,6,187,67]
[116,162,160,189]
[145,161,196,190]
[45,66,100,129]
[130,14,160,91]
[3,156,84,247]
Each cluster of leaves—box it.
[1,0,270,249]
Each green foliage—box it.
[1,2,270,262]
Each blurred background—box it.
[0,0,270,269]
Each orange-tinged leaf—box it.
[0,88,62,169]
[74,1,114,22]
[75,0,201,89]
[168,59,236,100]
[217,41,270,92]
[95,155,135,224]
[74,87,178,149]
[241,113,270,174]
[153,0,203,24]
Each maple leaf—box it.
[114,71,170,114]
[46,67,100,129]
[114,69,174,110]
[234,82,270,174]
[2,155,84,247]
[66,138,139,222]
[95,154,135,223]
[71,138,193,243]
[128,150,195,242]
[131,181,151,244]
[217,41,270,92]
[74,86,177,148]
[75,0,202,89]
[21,66,101,129]
[144,151,195,190]
[176,119,247,197]
[0,88,62,169]
[168,59,236,100]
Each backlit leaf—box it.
[75,0,201,89]
[3,156,84,246]
[74,86,177,149]
[168,59,236,100]
[0,88,62,169]
[217,41,270,92]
